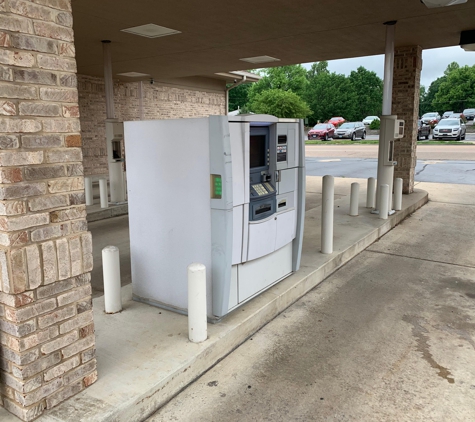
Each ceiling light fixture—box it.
[421,0,467,8]
[239,55,281,64]
[121,23,181,39]
[460,30,475,51]
[116,72,151,78]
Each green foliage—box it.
[304,70,359,125]
[250,89,312,118]
[369,119,380,130]
[228,83,251,112]
[347,67,383,120]
[420,76,446,115]
[434,65,475,112]
[247,65,309,105]
[419,62,473,115]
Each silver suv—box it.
[463,108,475,121]
[335,122,366,140]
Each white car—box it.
[432,118,466,140]
[362,116,380,125]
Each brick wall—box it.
[78,75,226,176]
[392,45,422,194]
[0,1,96,420]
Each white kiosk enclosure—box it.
[124,114,305,320]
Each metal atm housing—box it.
[124,114,305,320]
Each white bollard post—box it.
[188,263,207,343]
[394,178,403,211]
[321,175,334,254]
[85,176,93,206]
[366,177,376,208]
[102,246,122,313]
[349,182,360,217]
[379,184,389,220]
[99,178,109,209]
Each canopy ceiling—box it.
[71,0,475,82]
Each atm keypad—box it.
[252,184,268,196]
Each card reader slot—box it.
[278,200,287,208]
[256,205,272,215]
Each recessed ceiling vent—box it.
[116,72,150,78]
[239,55,281,64]
[121,23,181,39]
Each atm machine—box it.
[105,119,126,203]
[124,114,305,320]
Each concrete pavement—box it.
[148,181,475,422]
[0,176,428,421]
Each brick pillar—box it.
[392,45,422,194]
[0,1,97,420]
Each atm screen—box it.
[250,135,267,169]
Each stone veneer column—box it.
[392,45,423,194]
[0,1,97,420]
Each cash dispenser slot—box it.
[250,197,276,221]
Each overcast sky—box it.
[303,46,475,88]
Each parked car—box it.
[449,112,466,122]
[463,108,475,121]
[421,112,441,125]
[432,118,466,140]
[335,122,366,140]
[417,120,430,140]
[328,117,345,127]
[441,111,453,119]
[362,116,379,125]
[308,123,335,141]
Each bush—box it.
[369,119,380,130]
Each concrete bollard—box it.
[85,176,93,206]
[349,182,360,217]
[102,246,122,314]
[394,178,403,211]
[366,177,376,208]
[188,263,207,343]
[321,175,334,254]
[99,178,109,209]
[379,184,389,220]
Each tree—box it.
[420,76,446,115]
[347,67,383,120]
[306,61,329,79]
[247,65,309,104]
[420,62,466,115]
[249,89,312,118]
[228,83,251,112]
[434,65,475,112]
[304,71,358,125]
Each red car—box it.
[328,116,345,127]
[307,123,335,141]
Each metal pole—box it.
[394,178,403,211]
[99,178,108,208]
[102,246,122,313]
[379,184,389,220]
[188,263,207,343]
[366,177,376,208]
[375,22,396,213]
[321,175,334,254]
[102,40,115,120]
[349,182,359,216]
[85,176,93,206]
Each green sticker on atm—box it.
[211,174,222,198]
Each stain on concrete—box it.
[403,315,455,384]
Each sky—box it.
[303,46,475,88]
